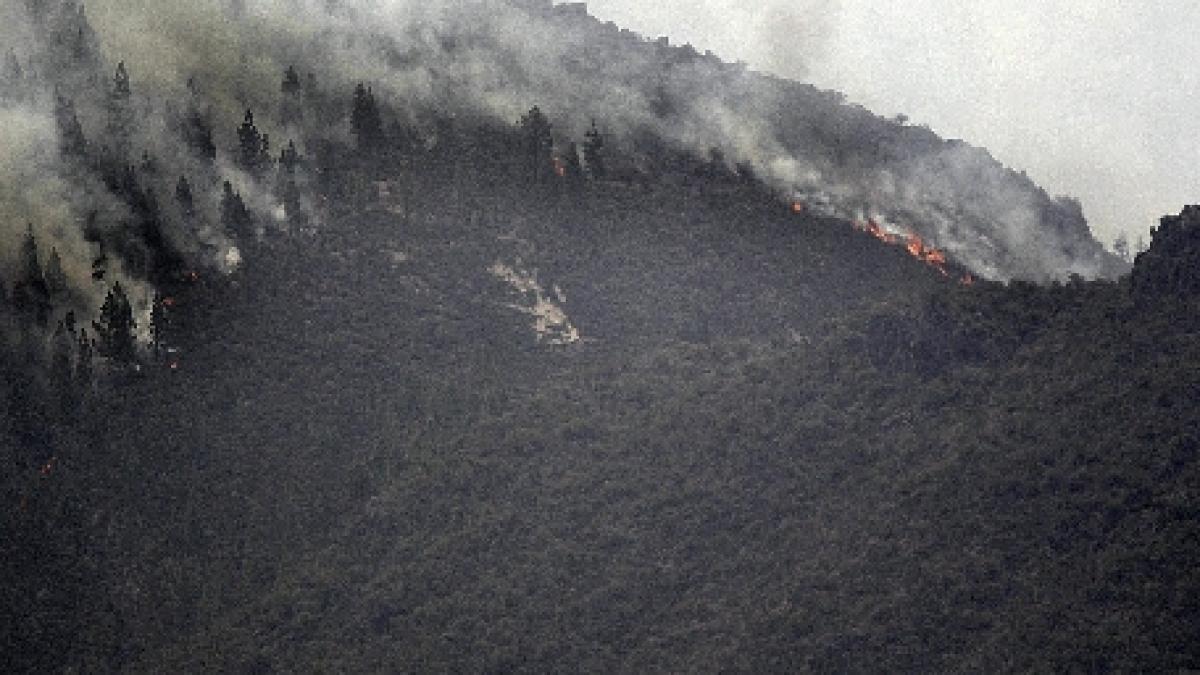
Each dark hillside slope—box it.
[145,207,1194,672]
[0,1,1186,671]
[4,144,968,670]
[9,173,1196,673]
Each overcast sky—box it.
[582,0,1200,248]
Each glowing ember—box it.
[552,157,566,178]
[905,233,948,268]
[857,218,898,245]
[960,273,975,286]
[853,217,957,277]
[906,233,924,258]
[39,457,56,477]
[162,296,176,308]
[791,201,805,214]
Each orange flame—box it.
[905,233,948,267]
[853,218,958,278]
[791,201,805,214]
[552,158,566,178]
[856,218,898,244]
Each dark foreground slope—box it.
[5,168,1197,672]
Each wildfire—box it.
[39,456,57,477]
[904,233,948,270]
[853,218,960,278]
[856,218,898,245]
[794,196,985,287]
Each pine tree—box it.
[520,106,554,185]
[350,83,384,152]
[68,4,101,66]
[183,84,217,161]
[54,94,87,157]
[50,319,76,413]
[237,109,270,174]
[112,61,131,99]
[13,225,51,323]
[277,140,306,226]
[175,175,195,218]
[93,281,137,366]
[107,61,136,158]
[221,181,254,241]
[279,140,301,175]
[149,291,168,356]
[280,65,303,125]
[75,327,94,393]
[19,224,44,289]
[583,119,606,180]
[282,65,302,95]
[562,141,584,187]
[44,247,68,299]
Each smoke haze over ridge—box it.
[584,0,1200,249]
[1,0,1122,315]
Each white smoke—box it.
[4,0,1119,289]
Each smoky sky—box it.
[584,0,1200,247]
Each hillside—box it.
[2,0,1194,672]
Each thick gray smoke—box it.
[2,0,1120,308]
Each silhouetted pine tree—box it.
[520,106,554,186]
[583,119,606,180]
[175,175,195,219]
[182,80,218,161]
[237,109,272,175]
[149,291,169,357]
[93,281,137,366]
[44,247,68,299]
[106,62,136,159]
[75,327,94,392]
[70,4,100,65]
[350,83,384,152]
[220,181,254,241]
[49,319,76,413]
[278,140,306,226]
[112,61,131,98]
[54,94,87,158]
[279,139,301,175]
[562,141,584,188]
[280,65,303,125]
[13,225,51,324]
